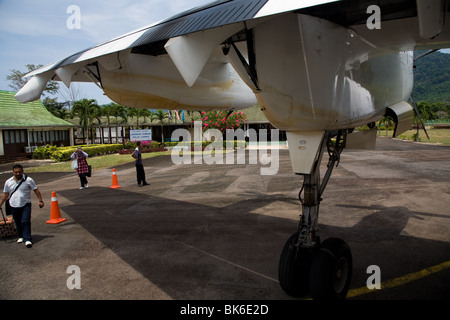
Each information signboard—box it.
[130,129,152,141]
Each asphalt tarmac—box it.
[0,137,449,303]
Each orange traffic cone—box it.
[110,168,121,189]
[46,191,66,224]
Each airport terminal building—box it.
[0,90,74,162]
[1,89,283,162]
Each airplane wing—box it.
[16,0,450,112]
[15,0,337,106]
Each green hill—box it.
[413,51,450,102]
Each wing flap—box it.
[55,62,84,88]
[165,23,244,86]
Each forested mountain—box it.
[413,51,450,102]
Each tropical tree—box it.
[377,116,394,137]
[43,97,71,119]
[111,104,127,143]
[6,64,59,98]
[151,110,169,144]
[430,102,450,118]
[414,102,433,141]
[126,108,152,128]
[101,103,117,143]
[142,109,153,125]
[435,110,449,120]
[71,99,101,146]
[416,101,434,121]
[187,110,202,126]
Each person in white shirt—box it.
[0,164,44,248]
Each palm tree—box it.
[378,116,394,137]
[71,99,101,146]
[101,103,116,144]
[111,104,127,143]
[151,110,169,144]
[141,109,152,125]
[126,108,152,128]
[187,110,202,127]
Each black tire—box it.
[278,232,313,297]
[309,238,352,300]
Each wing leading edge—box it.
[15,0,338,104]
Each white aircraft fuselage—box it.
[95,12,415,134]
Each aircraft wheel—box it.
[278,232,313,297]
[309,238,352,300]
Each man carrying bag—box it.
[0,164,44,248]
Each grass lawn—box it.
[381,128,450,145]
[21,129,450,173]
[24,148,235,173]
[25,151,170,173]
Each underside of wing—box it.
[15,0,450,122]
[14,0,337,108]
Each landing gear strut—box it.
[279,130,352,300]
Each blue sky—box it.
[0,0,212,105]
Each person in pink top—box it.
[71,147,89,189]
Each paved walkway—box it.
[0,137,449,301]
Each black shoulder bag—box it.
[5,175,27,216]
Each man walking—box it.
[132,141,149,187]
[0,164,44,248]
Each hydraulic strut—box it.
[295,130,347,248]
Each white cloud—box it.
[78,0,212,43]
[0,0,209,42]
[0,1,90,36]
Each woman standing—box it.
[71,147,89,189]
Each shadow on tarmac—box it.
[1,142,449,300]
[56,182,450,300]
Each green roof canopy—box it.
[0,91,74,129]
